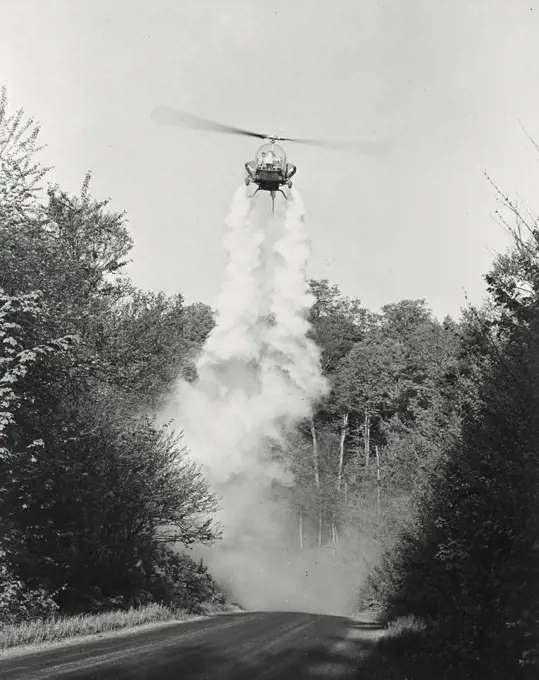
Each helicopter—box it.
[151,108,391,212]
[244,136,296,211]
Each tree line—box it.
[294,202,537,676]
[298,220,537,675]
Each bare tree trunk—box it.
[364,408,371,471]
[344,480,348,505]
[312,418,322,550]
[310,418,320,489]
[299,509,304,550]
[375,445,381,522]
[337,411,349,491]
[356,415,362,462]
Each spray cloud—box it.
[171,185,363,613]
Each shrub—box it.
[0,550,59,625]
[146,546,227,613]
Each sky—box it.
[2,0,539,320]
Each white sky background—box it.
[2,0,539,320]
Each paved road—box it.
[0,611,384,679]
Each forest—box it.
[1,88,538,678]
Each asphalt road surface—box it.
[0,611,384,679]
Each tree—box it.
[333,332,405,486]
[98,293,215,410]
[308,278,372,374]
[0,91,223,617]
[298,280,371,547]
[7,384,221,608]
[0,86,47,220]
[364,208,539,678]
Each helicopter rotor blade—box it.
[281,136,393,157]
[151,107,270,141]
[151,108,392,157]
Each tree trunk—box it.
[375,445,381,522]
[318,509,323,548]
[310,418,320,489]
[299,509,304,550]
[364,408,371,471]
[337,411,349,491]
[356,415,363,462]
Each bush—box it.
[0,551,59,625]
[146,546,227,613]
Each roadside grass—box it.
[0,601,244,652]
[357,614,536,680]
[356,614,443,680]
[201,601,244,615]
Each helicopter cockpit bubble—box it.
[255,143,287,170]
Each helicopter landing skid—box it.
[249,187,288,214]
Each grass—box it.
[0,601,244,652]
[357,613,536,680]
[383,614,427,641]
[201,601,244,615]
[356,614,441,680]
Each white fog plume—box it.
[171,185,340,612]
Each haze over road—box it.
[0,612,383,679]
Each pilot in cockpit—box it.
[264,150,275,167]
